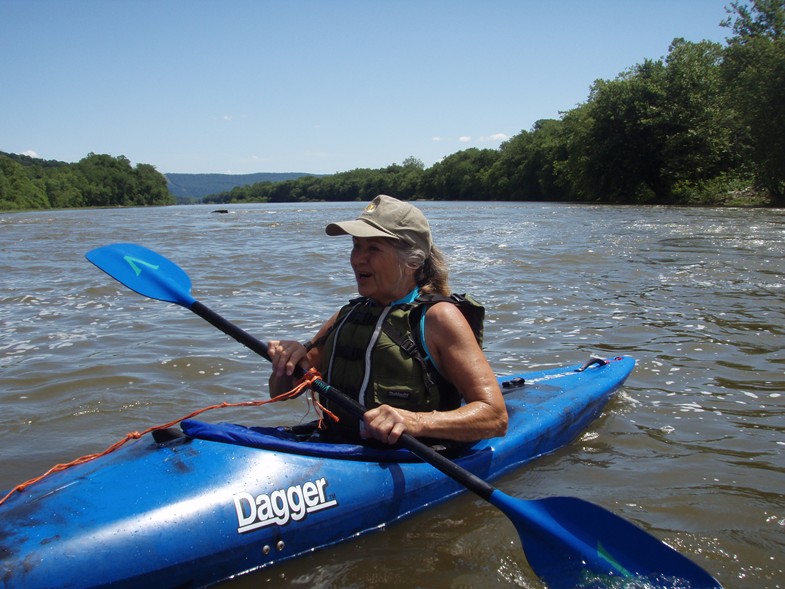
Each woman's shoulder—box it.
[424,300,473,334]
[418,293,484,342]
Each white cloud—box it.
[431,134,508,145]
[23,150,39,158]
[481,133,510,142]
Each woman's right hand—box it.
[268,340,310,377]
[267,313,336,399]
[267,339,311,398]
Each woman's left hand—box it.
[361,404,418,445]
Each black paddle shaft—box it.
[192,301,273,361]
[190,301,496,501]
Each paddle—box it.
[86,243,722,589]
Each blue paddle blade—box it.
[489,492,722,589]
[86,243,197,308]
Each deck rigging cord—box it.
[0,368,328,507]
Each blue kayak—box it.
[0,355,635,589]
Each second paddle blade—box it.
[489,492,722,589]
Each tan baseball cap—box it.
[325,195,433,253]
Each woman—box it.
[268,195,507,446]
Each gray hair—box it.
[393,241,450,296]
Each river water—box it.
[1,202,783,588]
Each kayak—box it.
[0,355,634,589]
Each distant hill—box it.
[165,172,317,201]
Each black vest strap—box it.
[380,318,437,392]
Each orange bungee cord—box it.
[0,369,333,507]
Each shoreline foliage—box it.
[0,152,173,211]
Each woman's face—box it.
[350,237,416,305]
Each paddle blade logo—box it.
[123,255,159,277]
[233,477,338,533]
[597,541,632,576]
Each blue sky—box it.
[1,0,732,175]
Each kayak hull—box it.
[0,356,634,589]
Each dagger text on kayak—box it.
[233,477,338,532]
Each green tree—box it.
[486,119,567,200]
[0,156,50,209]
[660,39,739,202]
[73,153,173,207]
[560,39,735,204]
[396,157,425,198]
[134,163,174,206]
[45,167,85,208]
[420,148,497,200]
[721,0,785,204]
[567,59,670,202]
[76,153,133,206]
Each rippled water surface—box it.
[1,202,783,588]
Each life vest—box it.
[318,290,485,442]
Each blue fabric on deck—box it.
[180,419,421,462]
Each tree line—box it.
[207,1,784,208]
[3,1,782,211]
[0,152,174,210]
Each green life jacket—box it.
[318,290,485,442]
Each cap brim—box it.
[325,219,400,240]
